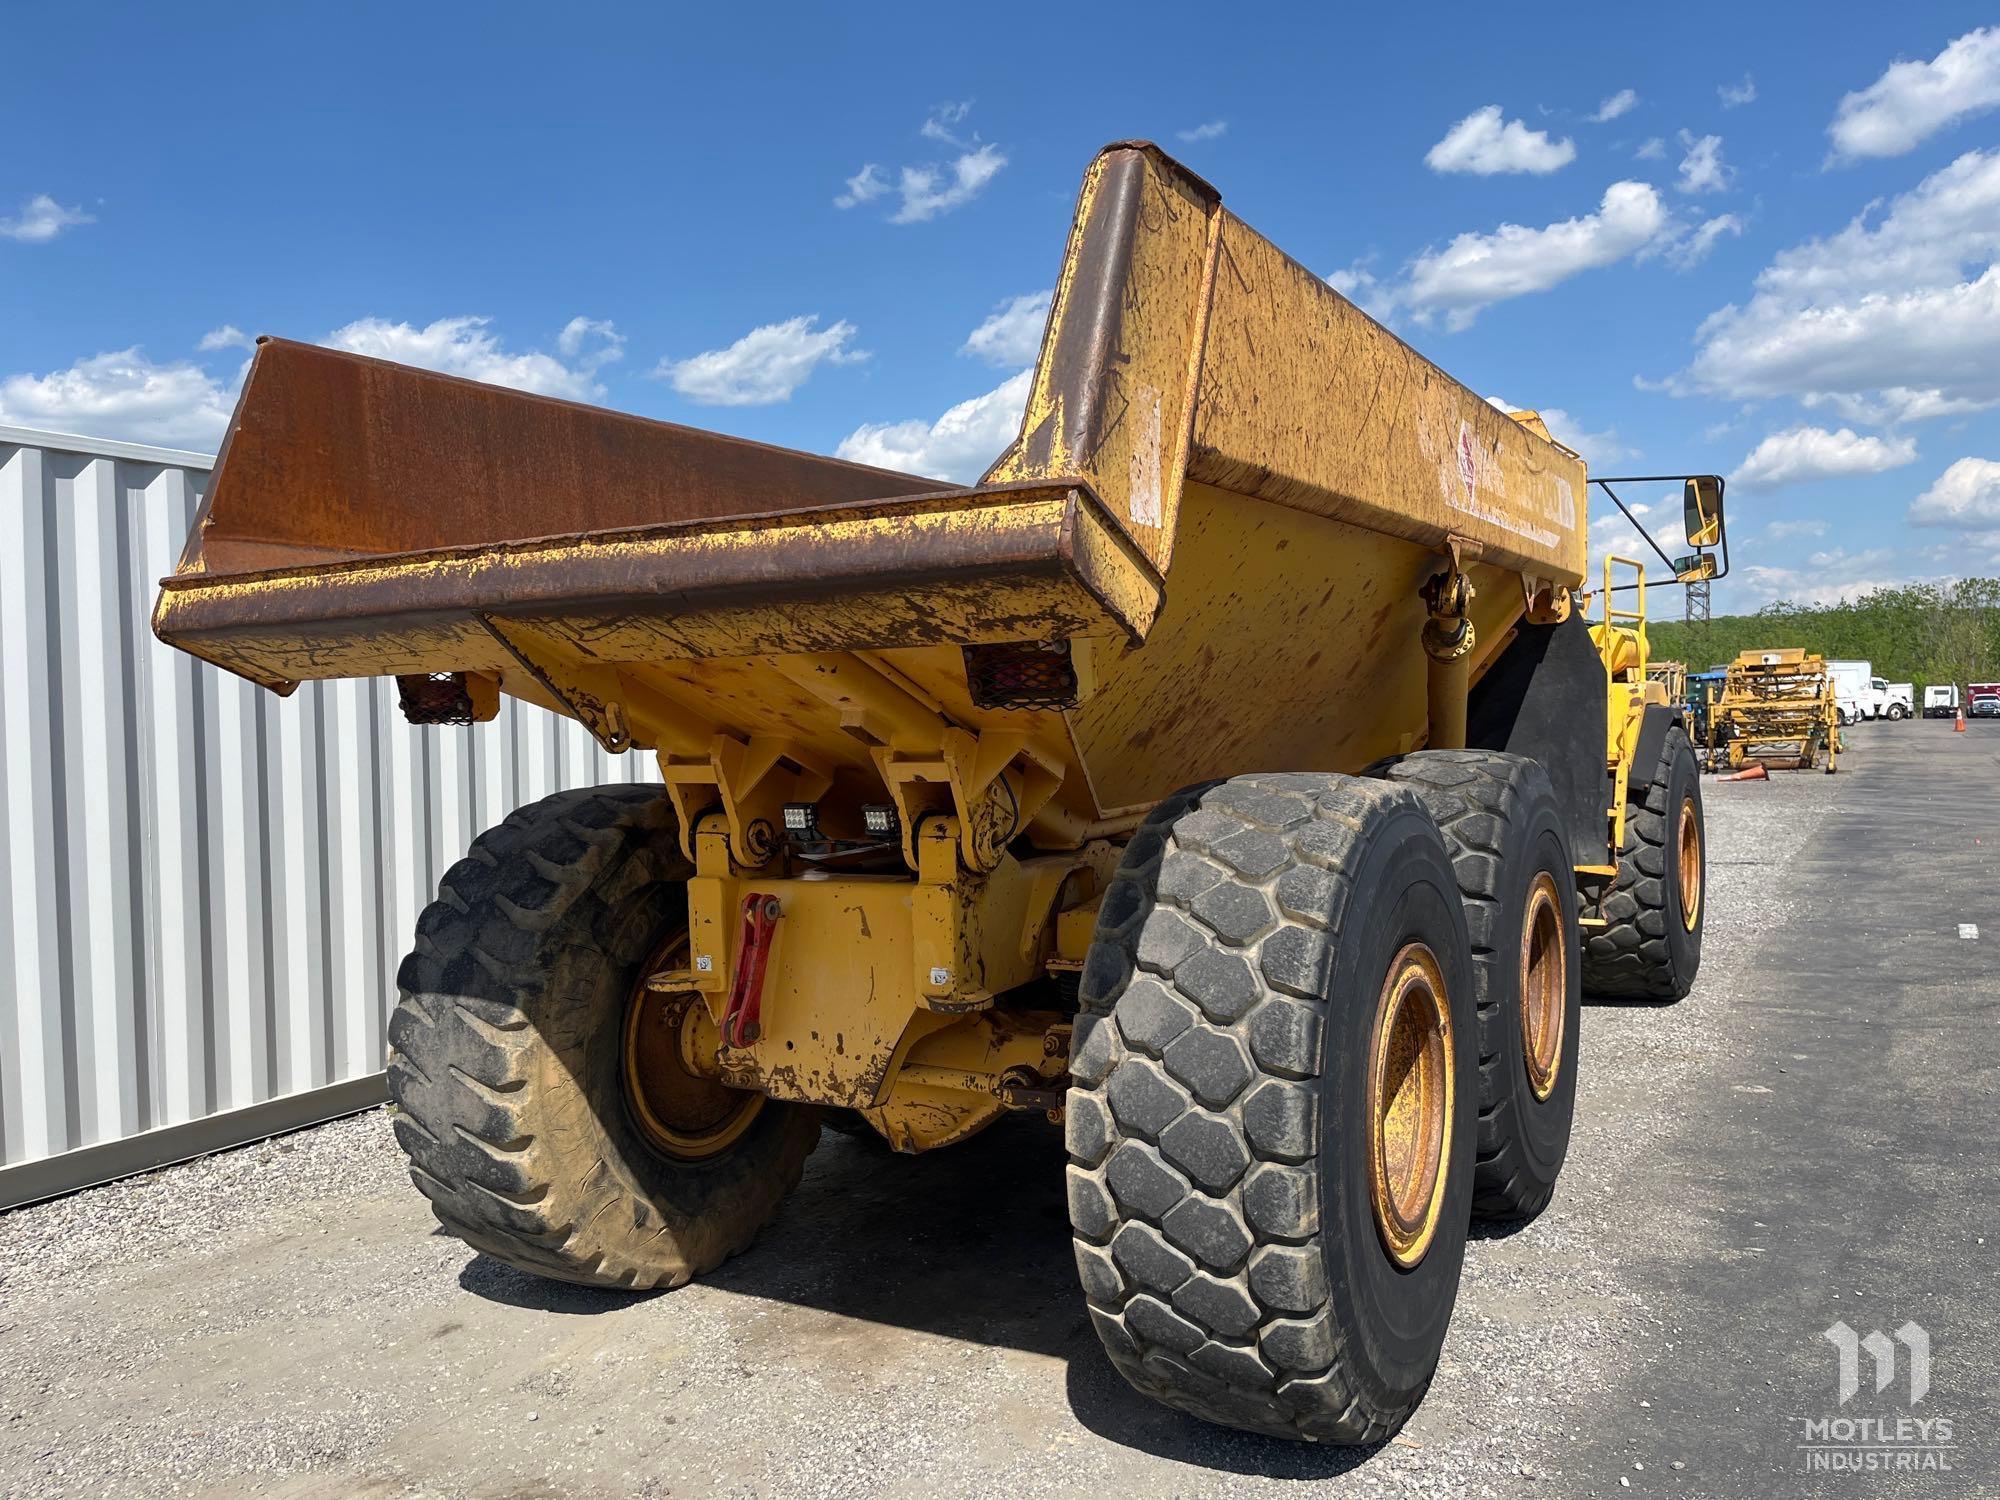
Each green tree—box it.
[1648,578,2000,698]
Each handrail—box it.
[1602,553,1646,625]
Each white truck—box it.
[1829,660,1912,723]
[1924,684,1960,718]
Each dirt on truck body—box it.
[153,141,1729,1443]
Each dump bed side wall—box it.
[1193,213,1587,585]
[987,144,1588,588]
[180,340,943,576]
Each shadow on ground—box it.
[454,1113,1369,1477]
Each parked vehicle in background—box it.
[1687,667,1728,755]
[1829,660,1909,723]
[1924,684,1960,718]
[1830,660,1868,724]
[1970,684,2000,720]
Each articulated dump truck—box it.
[154,143,1726,1443]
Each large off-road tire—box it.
[1582,725,1705,1000]
[1373,751,1581,1221]
[386,785,819,1289]
[1068,774,1477,1443]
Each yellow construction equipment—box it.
[1710,648,1840,773]
[153,142,1727,1444]
[1648,660,1688,704]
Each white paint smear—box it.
[1128,385,1163,529]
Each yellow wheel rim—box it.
[1677,797,1702,933]
[1520,873,1565,1102]
[1366,943,1455,1269]
[622,934,763,1160]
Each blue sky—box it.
[5,3,2000,611]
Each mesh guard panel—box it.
[397,672,479,726]
[963,641,1079,711]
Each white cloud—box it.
[1591,89,1638,123]
[0,348,233,447]
[841,108,1007,224]
[1486,397,1638,463]
[1719,74,1758,109]
[1665,213,1744,270]
[1908,456,2000,528]
[1585,494,1680,585]
[1325,260,1396,322]
[1728,425,1917,492]
[1177,120,1228,143]
[835,369,1031,484]
[325,315,621,401]
[1676,132,1731,194]
[0,194,93,243]
[1830,27,2000,160]
[891,144,1007,224]
[835,164,889,210]
[1735,549,1908,608]
[1754,148,2000,300]
[1592,498,1657,532]
[556,316,623,364]
[1425,106,1576,176]
[1,314,627,450]
[921,102,973,145]
[654,315,862,406]
[1398,181,1668,329]
[1765,518,1829,540]
[962,291,1050,367]
[1635,137,1667,161]
[1686,148,2000,420]
[1540,407,1637,464]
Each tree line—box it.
[1648,579,2000,693]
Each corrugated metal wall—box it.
[0,424,655,1190]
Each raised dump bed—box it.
[156,142,1727,1445]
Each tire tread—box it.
[1071,773,1440,1444]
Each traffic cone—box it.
[1719,762,1769,782]
[1956,704,1966,733]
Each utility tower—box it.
[1685,578,1711,633]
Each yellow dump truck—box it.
[153,143,1726,1444]
[1711,648,1840,772]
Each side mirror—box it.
[1684,475,1724,549]
[1672,553,1717,582]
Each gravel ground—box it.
[0,723,1986,1498]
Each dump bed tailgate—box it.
[153,341,1162,691]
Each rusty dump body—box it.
[155,141,1606,1151]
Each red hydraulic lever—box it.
[721,894,781,1048]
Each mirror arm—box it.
[1591,474,1730,588]
[1590,479,1681,573]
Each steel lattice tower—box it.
[1685,578,1711,631]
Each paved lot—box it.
[1,721,1994,1498]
